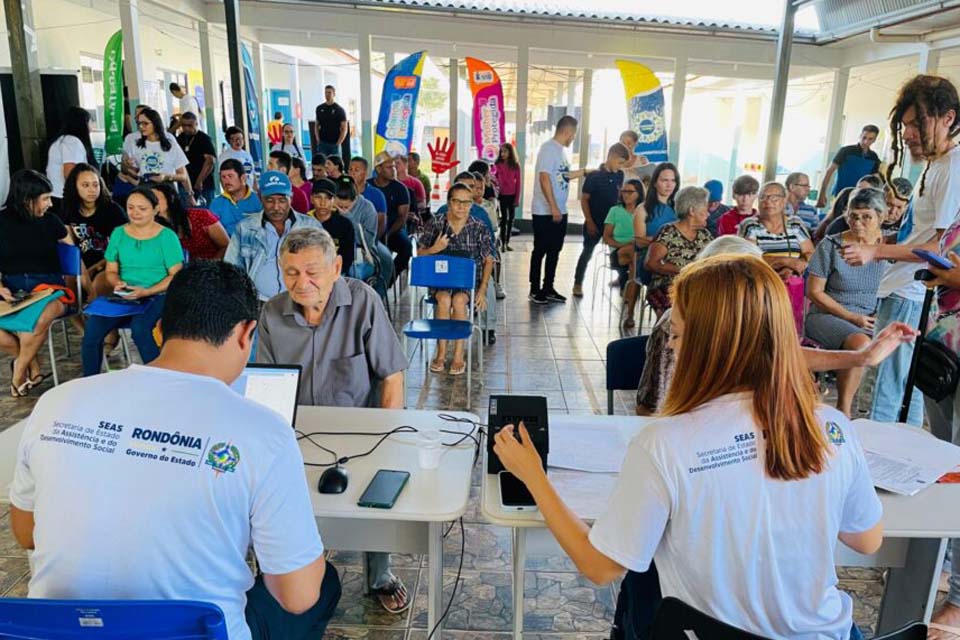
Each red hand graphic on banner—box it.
[427,137,460,175]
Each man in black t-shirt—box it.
[369,153,411,279]
[309,179,355,274]
[176,112,217,205]
[313,85,348,159]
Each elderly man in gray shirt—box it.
[256,227,409,613]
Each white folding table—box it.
[481,414,960,639]
[0,406,478,637]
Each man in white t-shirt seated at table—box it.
[8,261,341,640]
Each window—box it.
[79,53,105,131]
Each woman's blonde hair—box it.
[661,254,829,481]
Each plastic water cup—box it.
[418,431,444,470]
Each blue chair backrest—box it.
[606,335,649,392]
[57,244,82,277]
[0,598,227,639]
[409,255,476,291]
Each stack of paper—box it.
[547,419,644,473]
[853,419,960,496]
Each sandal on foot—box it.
[623,316,636,329]
[429,359,446,374]
[372,577,411,614]
[449,361,466,376]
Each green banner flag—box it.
[103,30,123,155]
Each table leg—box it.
[875,537,947,635]
[513,527,526,640]
[428,521,444,637]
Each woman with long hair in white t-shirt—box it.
[45,106,97,213]
[494,254,884,640]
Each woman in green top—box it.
[603,179,644,327]
[81,186,183,376]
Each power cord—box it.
[296,425,419,467]
[427,516,465,640]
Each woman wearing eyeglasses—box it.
[805,188,887,416]
[121,107,193,205]
[603,179,644,327]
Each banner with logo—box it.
[465,57,504,163]
[615,60,668,162]
[240,43,263,172]
[103,30,124,155]
[375,51,426,156]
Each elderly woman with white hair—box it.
[643,185,713,318]
[635,234,916,416]
[805,187,888,416]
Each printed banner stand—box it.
[465,57,505,163]
[615,60,668,163]
[103,30,124,156]
[375,51,427,157]
[241,43,263,173]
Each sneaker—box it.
[505,245,514,252]
[495,283,507,300]
[529,290,548,305]
[572,283,584,297]
[542,288,567,303]
[485,330,497,345]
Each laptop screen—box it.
[231,364,302,427]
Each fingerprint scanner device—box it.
[488,395,549,511]
[231,364,302,427]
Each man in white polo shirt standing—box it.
[9,261,340,640]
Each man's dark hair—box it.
[858,173,884,189]
[336,177,357,201]
[326,155,344,172]
[409,152,421,163]
[732,174,760,196]
[324,85,335,92]
[454,171,475,183]
[180,111,197,121]
[888,74,960,196]
[556,115,578,133]
[862,124,880,135]
[4,170,53,223]
[273,111,282,119]
[225,126,244,139]
[312,153,328,167]
[219,158,245,176]
[350,156,369,170]
[608,142,630,161]
[269,149,292,172]
[161,262,259,346]
[169,82,181,93]
[468,160,490,176]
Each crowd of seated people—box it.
[9,70,960,640]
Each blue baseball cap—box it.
[260,171,292,197]
[704,179,723,203]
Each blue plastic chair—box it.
[605,335,648,414]
[0,598,227,639]
[83,295,151,372]
[402,255,482,407]
[47,244,84,386]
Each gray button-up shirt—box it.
[256,277,407,407]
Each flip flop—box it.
[449,361,466,376]
[371,576,411,614]
[430,359,446,374]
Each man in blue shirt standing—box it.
[573,143,628,297]
[816,124,881,208]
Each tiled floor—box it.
[0,236,892,637]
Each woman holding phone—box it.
[80,186,183,376]
[494,254,883,639]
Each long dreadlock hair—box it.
[887,74,960,197]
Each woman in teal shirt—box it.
[81,186,183,375]
[603,179,644,327]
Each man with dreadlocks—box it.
[842,74,960,427]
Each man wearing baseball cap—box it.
[309,178,355,274]
[225,170,323,301]
[369,152,411,279]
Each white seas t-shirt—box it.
[270,142,305,160]
[180,94,202,120]
[218,148,257,187]
[878,144,960,302]
[531,138,571,216]
[45,135,88,198]
[589,393,882,640]
[9,364,324,640]
[122,135,189,178]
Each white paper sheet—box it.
[549,468,618,521]
[547,418,645,473]
[853,419,960,496]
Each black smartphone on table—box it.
[357,469,410,509]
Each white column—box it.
[359,32,374,160]
[822,67,849,183]
[515,46,530,215]
[919,47,942,74]
[198,21,218,138]
[384,51,396,71]
[566,68,577,113]
[449,58,459,179]
[668,54,687,166]
[118,0,145,107]
[251,42,266,165]
[578,68,593,178]
[292,56,303,140]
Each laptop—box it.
[231,364,302,427]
